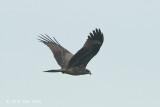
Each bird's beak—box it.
[90,73,91,75]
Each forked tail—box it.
[44,69,62,73]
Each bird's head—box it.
[85,69,91,75]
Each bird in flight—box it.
[38,28,104,75]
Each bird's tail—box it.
[43,69,62,73]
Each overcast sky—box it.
[0,0,160,107]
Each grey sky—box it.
[0,0,160,107]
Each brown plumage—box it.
[38,28,104,75]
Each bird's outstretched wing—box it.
[38,34,73,69]
[67,28,104,69]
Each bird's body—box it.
[60,67,90,75]
[38,28,104,76]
